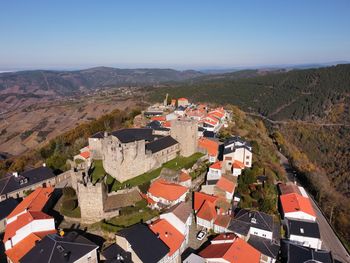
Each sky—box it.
[0,0,350,70]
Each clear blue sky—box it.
[1,0,350,70]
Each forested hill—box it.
[150,64,350,121]
[0,67,203,97]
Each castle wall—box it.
[171,119,198,157]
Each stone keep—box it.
[171,119,198,157]
[101,135,154,182]
[77,179,107,223]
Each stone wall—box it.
[89,137,103,159]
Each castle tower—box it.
[163,93,169,106]
[170,118,198,157]
[76,178,108,224]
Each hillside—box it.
[150,64,350,121]
[0,67,203,113]
[149,64,350,246]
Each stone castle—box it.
[88,119,198,182]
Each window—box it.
[246,162,249,165]
[246,156,250,159]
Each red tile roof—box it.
[280,193,316,217]
[80,151,90,159]
[196,200,217,222]
[179,172,191,182]
[178,98,188,101]
[216,177,235,194]
[7,187,54,219]
[148,179,188,201]
[199,236,261,263]
[194,192,218,211]
[198,138,219,157]
[214,215,231,228]
[149,219,185,256]
[210,161,222,170]
[151,116,166,122]
[232,160,245,169]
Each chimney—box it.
[104,131,108,138]
[42,163,46,167]
[165,232,168,237]
[13,172,19,178]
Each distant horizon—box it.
[0,60,349,73]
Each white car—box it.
[196,230,207,241]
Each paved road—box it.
[277,151,350,263]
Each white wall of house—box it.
[289,234,322,249]
[260,254,276,263]
[148,192,187,208]
[249,227,273,240]
[284,212,316,222]
[160,213,187,236]
[205,258,229,263]
[225,191,234,200]
[197,217,213,230]
[5,218,55,250]
[232,168,242,176]
[213,224,228,234]
[207,168,222,181]
[209,155,217,163]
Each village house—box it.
[206,161,223,182]
[20,231,99,263]
[215,176,236,200]
[279,193,316,222]
[202,115,221,132]
[223,136,252,170]
[177,97,190,107]
[147,179,188,209]
[228,209,280,263]
[281,241,334,263]
[116,223,170,263]
[4,187,57,263]
[286,219,322,249]
[194,192,231,231]
[149,219,186,262]
[198,137,219,163]
[160,202,192,243]
[0,166,57,201]
[198,233,261,263]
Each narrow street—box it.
[277,151,350,263]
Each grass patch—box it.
[111,152,204,191]
[90,160,106,183]
[60,187,81,218]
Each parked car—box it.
[196,229,207,240]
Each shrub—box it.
[62,199,77,211]
[63,187,76,198]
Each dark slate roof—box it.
[203,131,215,138]
[118,223,169,263]
[228,209,275,237]
[248,235,280,259]
[0,197,18,220]
[0,167,56,196]
[287,219,320,238]
[111,128,154,143]
[282,241,333,263]
[101,243,132,263]
[90,131,105,139]
[21,232,98,263]
[145,136,178,153]
[176,106,186,111]
[146,120,162,129]
[198,127,205,132]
